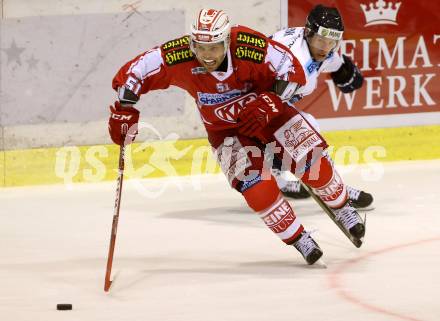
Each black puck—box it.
[56,303,72,310]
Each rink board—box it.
[1,125,439,187]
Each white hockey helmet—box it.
[190,9,231,55]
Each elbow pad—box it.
[331,55,363,93]
[273,80,301,101]
[118,86,140,105]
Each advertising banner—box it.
[285,0,440,129]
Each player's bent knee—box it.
[241,176,280,212]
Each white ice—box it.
[1,160,439,321]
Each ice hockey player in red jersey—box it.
[270,5,374,210]
[108,8,366,265]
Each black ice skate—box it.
[292,231,323,265]
[272,168,311,199]
[281,180,311,199]
[333,200,366,243]
[300,182,366,248]
[347,186,374,210]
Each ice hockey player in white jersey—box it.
[270,4,374,210]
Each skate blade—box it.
[309,258,327,269]
[353,237,363,248]
[106,271,120,292]
[356,205,375,212]
[351,214,367,248]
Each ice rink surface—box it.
[1,160,439,321]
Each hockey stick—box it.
[104,142,126,292]
[300,182,364,248]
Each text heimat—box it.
[328,34,439,111]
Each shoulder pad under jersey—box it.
[160,35,195,66]
[271,27,304,51]
[230,25,268,64]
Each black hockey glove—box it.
[331,55,363,93]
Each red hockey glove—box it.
[238,91,284,137]
[108,101,140,146]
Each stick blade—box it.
[104,279,112,292]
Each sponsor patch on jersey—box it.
[284,30,302,49]
[275,52,289,73]
[197,90,242,106]
[236,32,267,48]
[164,48,194,66]
[191,67,207,74]
[216,83,230,93]
[214,92,257,123]
[239,174,262,193]
[274,114,323,163]
[288,94,304,104]
[235,46,265,63]
[283,28,297,36]
[305,59,322,75]
[161,36,190,52]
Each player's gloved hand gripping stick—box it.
[238,91,285,138]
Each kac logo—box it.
[214,93,257,123]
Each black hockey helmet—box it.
[304,4,344,59]
[305,5,344,38]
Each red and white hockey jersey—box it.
[112,25,306,131]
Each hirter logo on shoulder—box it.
[236,32,267,48]
[161,36,190,51]
[164,48,194,66]
[235,46,264,63]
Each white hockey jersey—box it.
[271,27,343,104]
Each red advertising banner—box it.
[287,0,440,125]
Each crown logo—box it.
[360,0,401,26]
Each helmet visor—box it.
[308,33,339,52]
[309,26,343,51]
